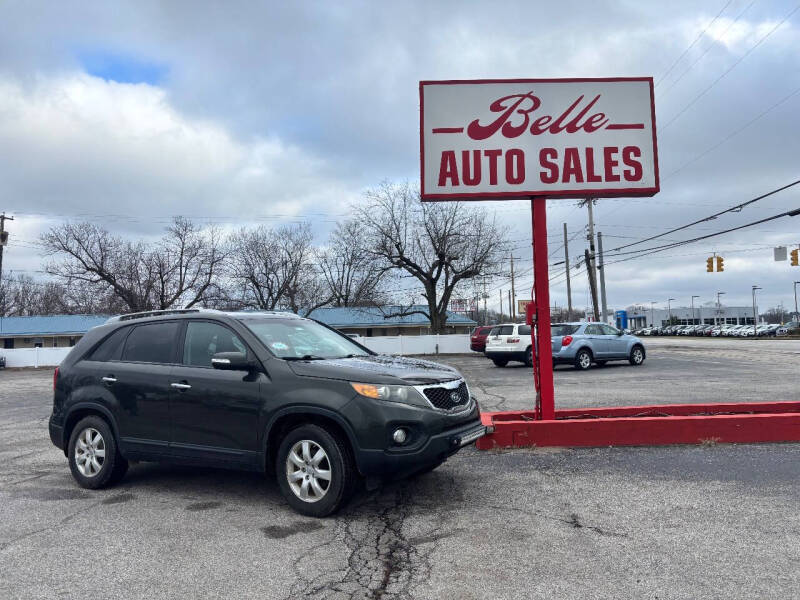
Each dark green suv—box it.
[49,309,485,516]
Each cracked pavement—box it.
[1,340,799,599]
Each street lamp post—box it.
[752,286,761,337]
[716,291,725,326]
[691,295,700,326]
[650,301,656,328]
[667,298,675,325]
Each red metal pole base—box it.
[530,197,555,420]
[476,402,800,449]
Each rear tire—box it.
[574,348,592,371]
[524,347,533,367]
[492,359,508,368]
[629,345,645,366]
[276,424,356,517]
[68,416,123,490]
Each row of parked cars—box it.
[470,323,646,370]
[632,323,794,337]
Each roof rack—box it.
[105,308,219,323]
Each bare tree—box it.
[317,219,386,307]
[41,218,224,313]
[356,182,509,333]
[228,222,332,316]
[151,217,227,310]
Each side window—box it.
[121,322,180,364]
[89,327,130,362]
[518,325,531,336]
[600,324,619,335]
[183,321,247,367]
[585,324,601,335]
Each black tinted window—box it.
[121,322,179,364]
[551,324,580,336]
[89,327,129,362]
[184,321,247,367]
[496,325,514,335]
[518,325,531,335]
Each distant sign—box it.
[517,299,532,315]
[774,246,787,261]
[420,78,659,200]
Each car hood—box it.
[286,354,461,385]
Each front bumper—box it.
[355,417,487,479]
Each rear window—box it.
[88,327,130,362]
[478,327,493,335]
[552,324,580,336]
[121,322,180,364]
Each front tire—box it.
[629,345,645,366]
[276,424,356,517]
[574,348,592,371]
[68,416,124,490]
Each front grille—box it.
[423,381,470,411]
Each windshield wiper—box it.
[283,355,326,361]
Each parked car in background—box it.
[484,323,533,367]
[0,355,5,369]
[470,326,495,353]
[550,323,646,370]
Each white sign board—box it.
[420,78,659,200]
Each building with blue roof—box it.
[308,305,476,336]
[0,315,110,349]
[0,307,476,349]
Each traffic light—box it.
[716,256,724,272]
[706,257,714,272]
[792,249,799,267]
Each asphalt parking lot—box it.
[1,339,799,599]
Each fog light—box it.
[392,428,408,444]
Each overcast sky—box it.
[1,0,799,316]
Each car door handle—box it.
[171,382,191,390]
[101,376,117,384]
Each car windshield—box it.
[551,324,580,336]
[240,318,370,360]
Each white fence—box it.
[355,334,471,355]
[2,347,71,368]
[0,334,472,369]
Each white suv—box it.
[484,323,533,367]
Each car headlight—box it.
[350,382,425,406]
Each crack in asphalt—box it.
[283,483,445,600]
[473,382,508,412]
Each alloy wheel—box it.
[74,427,105,477]
[286,440,332,503]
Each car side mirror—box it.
[617,330,624,336]
[211,352,256,371]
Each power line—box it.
[655,0,733,88]
[658,0,756,97]
[607,179,800,253]
[660,3,800,132]
[604,205,800,259]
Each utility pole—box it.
[585,249,600,321]
[597,231,608,324]
[563,223,572,318]
[509,255,518,320]
[691,295,700,325]
[507,289,512,322]
[794,281,799,320]
[580,199,600,321]
[499,289,503,322]
[0,213,14,287]
[752,286,761,337]
[482,277,488,326]
[716,291,725,326]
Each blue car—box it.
[551,322,646,370]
